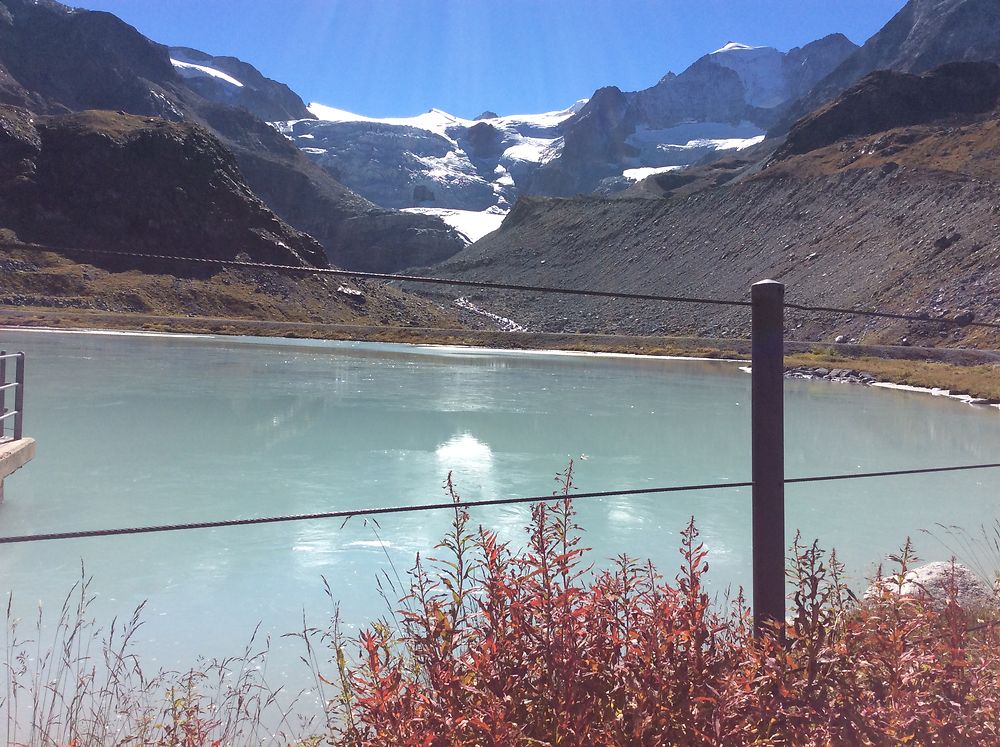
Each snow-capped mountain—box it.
[273,34,858,237]
[530,33,860,195]
[271,101,585,241]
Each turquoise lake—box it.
[1,328,998,689]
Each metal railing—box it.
[0,351,25,442]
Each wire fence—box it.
[2,243,998,626]
[0,462,997,546]
[5,243,998,330]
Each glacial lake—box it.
[1,328,998,689]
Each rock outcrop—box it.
[0,106,326,269]
[774,62,1000,159]
[169,47,314,122]
[0,0,182,118]
[774,0,1000,134]
[865,561,997,610]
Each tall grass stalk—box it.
[2,566,317,746]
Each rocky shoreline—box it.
[784,365,1000,408]
[786,365,879,386]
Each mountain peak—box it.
[771,0,1000,134]
[711,41,766,54]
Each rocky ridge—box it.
[0,0,467,272]
[774,62,1000,159]
[0,106,325,269]
[168,46,314,122]
[774,0,1000,133]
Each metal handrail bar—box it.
[12,352,23,440]
[0,351,24,441]
[0,350,5,438]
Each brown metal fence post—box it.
[751,279,785,633]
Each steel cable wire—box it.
[5,243,997,329]
[0,462,997,545]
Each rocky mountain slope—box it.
[424,64,1000,349]
[0,0,466,272]
[197,102,466,271]
[774,61,1000,159]
[0,104,463,327]
[168,46,314,122]
[774,0,1000,133]
[0,106,326,268]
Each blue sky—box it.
[78,0,906,119]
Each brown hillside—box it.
[0,242,461,330]
[0,107,326,269]
[773,62,1000,160]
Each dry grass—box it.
[0,244,461,330]
[2,570,321,746]
[764,114,1000,182]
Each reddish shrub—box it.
[324,465,1000,746]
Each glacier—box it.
[273,100,585,215]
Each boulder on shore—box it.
[865,561,998,610]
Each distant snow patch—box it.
[622,165,683,181]
[170,58,244,88]
[402,207,507,243]
[494,98,589,128]
[306,104,467,143]
[306,100,586,141]
[690,134,765,151]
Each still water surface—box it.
[1,329,998,684]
